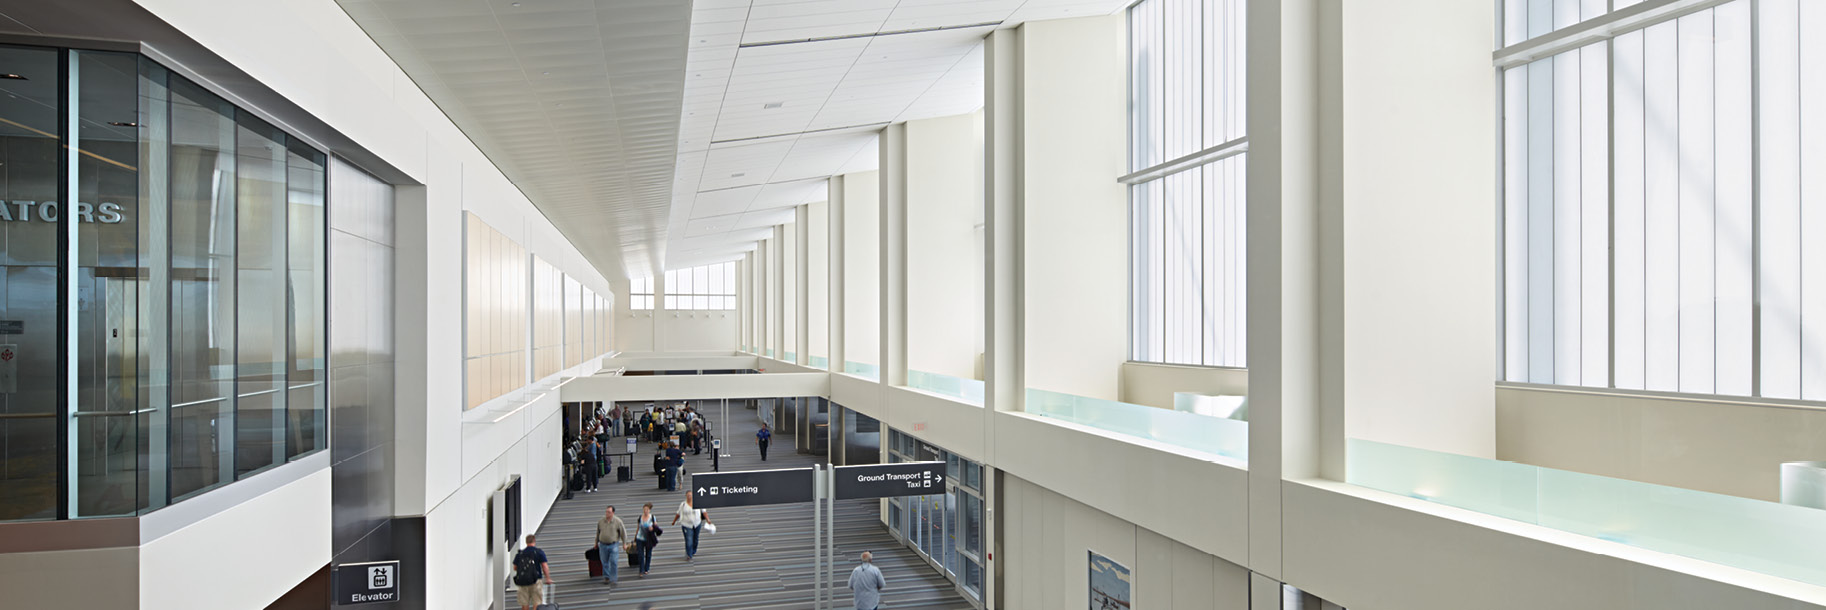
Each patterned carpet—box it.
[517,400,976,610]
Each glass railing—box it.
[809,356,829,370]
[844,361,880,381]
[764,348,774,358]
[1347,438,1826,588]
[1024,389,1248,461]
[785,351,797,363]
[907,370,985,406]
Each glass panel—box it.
[906,370,984,406]
[167,76,236,500]
[284,140,324,459]
[963,491,982,554]
[1026,388,1248,461]
[74,49,147,517]
[1348,438,1826,588]
[843,361,878,381]
[0,45,64,521]
[234,112,288,478]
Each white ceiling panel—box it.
[343,0,1130,277]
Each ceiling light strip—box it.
[708,121,891,146]
[738,21,1004,49]
[1118,137,1249,185]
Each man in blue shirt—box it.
[665,443,684,491]
[848,551,886,610]
[513,535,551,610]
[756,423,772,461]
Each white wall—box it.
[1001,473,1251,610]
[1338,0,1496,457]
[118,2,617,608]
[1018,16,1128,401]
[906,112,986,381]
[141,468,333,610]
[844,171,882,368]
[615,306,739,353]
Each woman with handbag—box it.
[636,503,662,577]
[670,490,712,561]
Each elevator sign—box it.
[334,560,401,605]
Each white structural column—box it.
[880,124,911,387]
[983,28,1023,419]
[773,226,787,360]
[808,201,829,366]
[829,177,847,370]
[981,27,1022,610]
[738,256,749,350]
[785,222,798,360]
[1244,0,1334,590]
[797,204,811,365]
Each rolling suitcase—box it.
[587,558,602,578]
[617,465,632,482]
[537,582,559,610]
[627,546,642,568]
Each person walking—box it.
[511,535,552,610]
[756,423,772,461]
[635,503,661,577]
[596,506,626,587]
[690,420,706,455]
[848,551,886,610]
[581,438,601,493]
[669,491,711,561]
[665,442,684,492]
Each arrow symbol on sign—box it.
[698,487,707,495]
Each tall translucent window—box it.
[1501,0,1826,400]
[663,261,737,310]
[1127,0,1247,368]
[629,275,654,310]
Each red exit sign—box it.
[912,423,926,431]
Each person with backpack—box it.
[634,503,662,578]
[581,438,601,493]
[511,534,552,610]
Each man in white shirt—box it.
[849,551,886,610]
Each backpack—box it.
[512,548,541,586]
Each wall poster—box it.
[1089,551,1133,609]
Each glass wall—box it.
[1498,0,1826,400]
[663,261,736,310]
[885,429,986,601]
[1128,0,1248,368]
[0,44,328,521]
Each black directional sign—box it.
[690,467,815,509]
[833,462,947,500]
[334,560,401,605]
